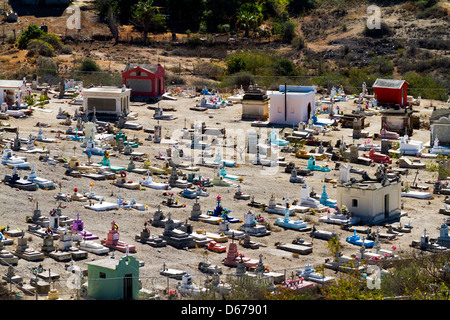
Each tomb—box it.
[234,184,251,200]
[3,167,37,191]
[265,194,295,215]
[299,184,326,211]
[177,269,207,297]
[160,262,186,280]
[160,215,196,249]
[306,155,331,172]
[168,163,191,189]
[112,171,140,190]
[346,230,375,248]
[178,220,211,247]
[223,240,259,269]
[411,228,447,252]
[296,260,334,284]
[275,202,310,231]
[189,198,222,224]
[207,195,241,223]
[437,219,450,248]
[140,170,170,190]
[275,242,313,255]
[336,164,403,225]
[71,213,98,240]
[289,168,305,183]
[430,137,450,155]
[218,219,245,239]
[135,222,167,247]
[78,238,110,255]
[319,185,337,208]
[41,233,72,262]
[379,124,400,140]
[0,237,19,265]
[241,210,271,236]
[101,221,137,253]
[56,232,88,260]
[151,205,182,228]
[13,236,45,261]
[399,135,423,155]
[318,206,360,226]
[364,148,392,164]
[2,266,23,286]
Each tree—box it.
[237,3,263,37]
[132,0,166,45]
[17,24,45,49]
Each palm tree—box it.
[132,0,159,45]
[237,4,263,37]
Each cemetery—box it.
[0,75,448,302]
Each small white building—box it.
[82,86,131,118]
[336,165,402,225]
[0,78,30,106]
[267,85,316,126]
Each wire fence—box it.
[0,255,337,300]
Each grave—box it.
[160,215,196,249]
[0,239,19,265]
[14,236,45,261]
[135,222,167,247]
[241,210,271,236]
[101,221,137,253]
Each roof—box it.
[0,80,26,89]
[373,79,408,89]
[124,63,161,74]
[430,108,450,122]
[83,86,131,94]
[85,258,119,270]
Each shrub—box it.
[17,24,45,49]
[79,58,101,72]
[273,19,297,43]
[39,33,63,52]
[26,39,55,57]
[36,56,58,75]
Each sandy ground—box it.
[0,90,449,300]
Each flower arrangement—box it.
[168,290,179,300]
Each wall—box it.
[336,181,401,224]
[268,92,315,126]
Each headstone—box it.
[381,139,389,155]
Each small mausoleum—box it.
[85,254,140,300]
[0,78,30,106]
[241,85,270,121]
[336,165,402,225]
[372,79,409,107]
[267,85,316,126]
[82,86,131,120]
[122,63,165,100]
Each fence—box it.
[0,256,330,300]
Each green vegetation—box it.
[79,58,101,72]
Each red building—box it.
[122,63,165,100]
[372,79,409,107]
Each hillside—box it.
[0,0,448,99]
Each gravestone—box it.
[381,139,390,155]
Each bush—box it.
[27,39,55,57]
[39,33,63,52]
[36,56,58,76]
[222,71,254,88]
[17,24,45,49]
[79,58,101,72]
[273,19,297,43]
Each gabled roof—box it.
[124,63,161,74]
[373,79,408,89]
